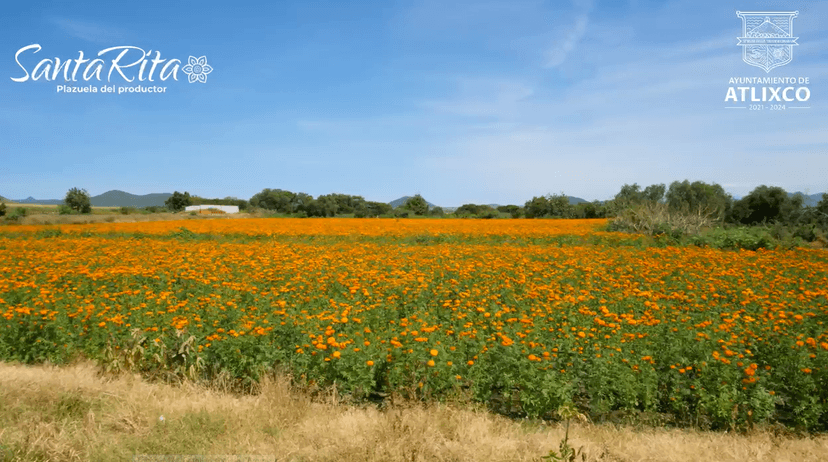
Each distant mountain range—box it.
[3,190,823,209]
[566,196,588,205]
[90,190,172,207]
[10,197,64,205]
[3,190,172,207]
[789,192,826,207]
[389,196,439,209]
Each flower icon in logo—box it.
[182,56,213,83]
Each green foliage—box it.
[36,228,63,239]
[250,188,299,213]
[368,201,393,217]
[191,195,249,211]
[64,187,92,214]
[524,193,575,218]
[498,205,523,218]
[690,227,778,251]
[164,191,192,212]
[58,204,74,215]
[311,195,339,217]
[4,207,28,222]
[355,201,393,218]
[402,194,429,216]
[817,193,828,216]
[642,184,666,204]
[731,185,803,225]
[455,204,497,218]
[249,189,370,217]
[539,405,586,462]
[325,193,366,215]
[610,183,668,215]
[572,201,608,219]
[0,202,5,217]
[613,183,645,209]
[429,206,445,217]
[665,181,732,222]
[120,206,137,215]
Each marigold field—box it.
[2,218,827,431]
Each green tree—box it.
[291,192,314,214]
[455,204,482,217]
[366,201,392,217]
[546,193,575,218]
[325,193,365,214]
[64,187,92,213]
[731,185,802,225]
[403,194,429,216]
[816,193,828,216]
[642,184,666,203]
[165,191,192,212]
[613,184,644,208]
[250,188,295,213]
[498,205,523,218]
[429,206,445,217]
[574,201,606,219]
[191,195,249,211]
[524,196,549,218]
[0,201,6,217]
[666,180,732,221]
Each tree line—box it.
[9,183,822,231]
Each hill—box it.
[389,196,438,209]
[9,191,172,207]
[90,190,172,207]
[14,196,63,205]
[789,192,826,208]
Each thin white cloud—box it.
[545,14,589,68]
[543,0,594,68]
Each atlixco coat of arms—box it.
[736,11,799,73]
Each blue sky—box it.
[1,0,826,206]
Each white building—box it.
[185,205,240,214]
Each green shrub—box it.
[165,191,192,212]
[58,205,73,215]
[5,207,28,222]
[64,187,92,214]
[690,227,778,251]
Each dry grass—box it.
[1,362,827,462]
[610,202,717,236]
